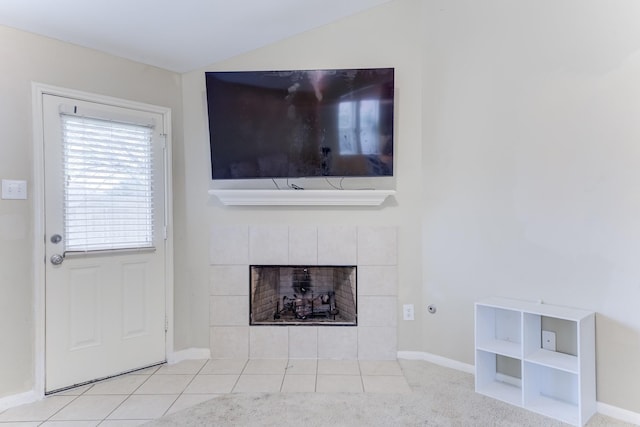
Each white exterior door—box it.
[42,93,168,392]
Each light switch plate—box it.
[542,330,556,351]
[1,179,28,200]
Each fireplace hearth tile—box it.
[317,226,357,265]
[357,327,397,360]
[209,224,398,361]
[249,327,289,359]
[357,266,398,296]
[288,327,318,359]
[317,327,357,359]
[210,296,248,326]
[209,226,249,265]
[209,266,248,296]
[210,327,248,359]
[357,226,397,266]
[249,226,289,264]
[357,296,398,327]
[288,226,318,265]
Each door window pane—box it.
[62,114,154,252]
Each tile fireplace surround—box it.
[209,225,397,360]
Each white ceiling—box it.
[0,0,392,73]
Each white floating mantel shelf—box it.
[208,189,396,206]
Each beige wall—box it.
[422,0,640,413]
[0,25,182,399]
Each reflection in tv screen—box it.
[205,68,394,180]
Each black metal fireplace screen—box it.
[250,265,357,326]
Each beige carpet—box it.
[147,360,635,427]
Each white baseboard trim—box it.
[398,351,640,424]
[167,347,211,364]
[0,390,39,412]
[397,351,475,374]
[597,402,640,425]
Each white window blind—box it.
[61,114,155,252]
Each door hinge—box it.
[164,316,168,333]
[163,225,168,240]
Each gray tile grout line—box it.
[236,360,287,393]
[96,363,161,425]
[95,361,208,424]
[358,360,366,392]
[47,364,156,425]
[278,363,287,392]
[230,359,249,393]
[2,359,407,425]
[41,382,94,424]
[157,359,209,419]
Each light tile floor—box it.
[0,359,410,426]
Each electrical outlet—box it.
[403,304,414,320]
[542,330,556,351]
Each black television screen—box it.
[205,68,394,180]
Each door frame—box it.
[31,82,174,397]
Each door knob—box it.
[50,234,62,244]
[50,254,64,265]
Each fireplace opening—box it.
[250,265,357,326]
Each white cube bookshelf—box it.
[474,297,596,426]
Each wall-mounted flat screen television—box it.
[205,68,394,180]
